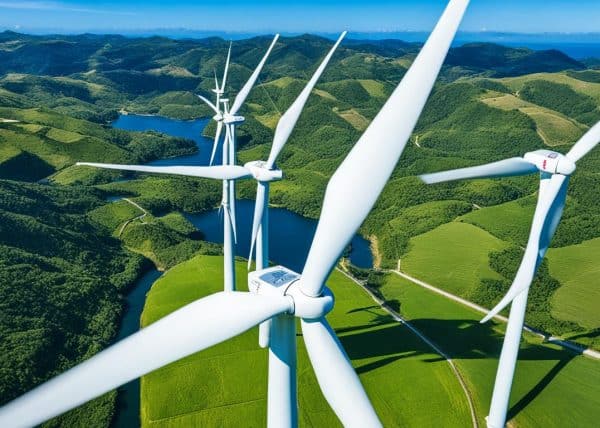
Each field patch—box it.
[45,127,84,143]
[336,108,370,130]
[400,222,509,297]
[547,237,600,333]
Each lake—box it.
[110,113,373,427]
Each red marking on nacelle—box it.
[543,159,547,169]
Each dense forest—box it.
[1,31,599,425]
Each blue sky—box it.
[0,1,599,34]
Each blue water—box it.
[112,114,221,165]
[186,199,373,272]
[112,269,163,428]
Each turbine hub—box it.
[523,149,576,176]
[244,160,283,182]
[248,266,334,320]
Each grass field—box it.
[497,73,600,104]
[336,108,370,130]
[460,196,536,246]
[380,274,600,428]
[547,237,600,336]
[400,222,509,297]
[140,255,473,427]
[480,93,587,146]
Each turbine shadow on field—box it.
[507,354,575,421]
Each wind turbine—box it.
[77,33,339,297]
[420,121,600,428]
[0,1,470,426]
[197,35,279,292]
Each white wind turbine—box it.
[77,33,339,297]
[197,35,279,292]
[92,36,278,293]
[0,1,469,426]
[420,121,600,428]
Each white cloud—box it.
[0,1,135,15]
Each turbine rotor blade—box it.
[197,94,219,115]
[0,292,292,428]
[566,120,600,163]
[230,34,280,116]
[299,0,470,297]
[76,162,252,180]
[209,121,224,166]
[248,182,267,268]
[301,318,381,427]
[481,174,569,323]
[265,31,347,169]
[220,41,232,93]
[420,157,538,184]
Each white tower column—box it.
[267,314,298,428]
[487,290,529,428]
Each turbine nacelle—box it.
[523,149,576,176]
[223,113,245,124]
[244,160,283,182]
[213,113,223,122]
[248,266,334,320]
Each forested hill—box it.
[0,31,599,426]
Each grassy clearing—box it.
[480,94,587,146]
[380,274,600,428]
[520,107,586,146]
[336,108,370,130]
[460,196,536,247]
[357,79,386,97]
[498,73,600,104]
[263,76,296,89]
[88,200,141,233]
[255,111,281,129]
[400,222,509,297]
[547,237,600,334]
[45,127,84,143]
[313,88,337,101]
[140,255,472,427]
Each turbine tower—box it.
[420,121,600,428]
[0,1,470,426]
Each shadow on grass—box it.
[335,309,576,421]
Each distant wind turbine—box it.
[420,121,600,428]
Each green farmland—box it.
[380,274,600,428]
[140,255,472,427]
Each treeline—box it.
[0,180,149,426]
[470,247,581,335]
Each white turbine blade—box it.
[209,121,223,166]
[301,318,381,427]
[248,183,267,269]
[76,162,251,180]
[265,31,347,169]
[197,94,219,115]
[213,68,219,91]
[420,157,537,184]
[0,292,292,428]
[481,174,568,323]
[230,34,280,116]
[220,41,232,92]
[299,0,470,297]
[566,120,600,163]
